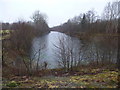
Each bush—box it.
[6,81,20,87]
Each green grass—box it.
[0,30,11,34]
[0,30,12,40]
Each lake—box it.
[31,31,81,68]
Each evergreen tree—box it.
[81,14,87,30]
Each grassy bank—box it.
[2,69,118,88]
[0,30,12,40]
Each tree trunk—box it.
[36,49,40,72]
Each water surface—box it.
[31,31,81,68]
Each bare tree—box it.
[86,9,98,23]
[35,44,46,72]
[102,1,119,33]
[54,35,82,72]
[31,10,49,35]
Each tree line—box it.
[53,1,119,72]
[2,1,120,77]
[2,10,50,76]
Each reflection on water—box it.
[31,31,117,69]
[31,31,81,68]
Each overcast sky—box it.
[0,0,115,27]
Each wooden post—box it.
[117,17,120,88]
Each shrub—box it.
[6,81,20,87]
